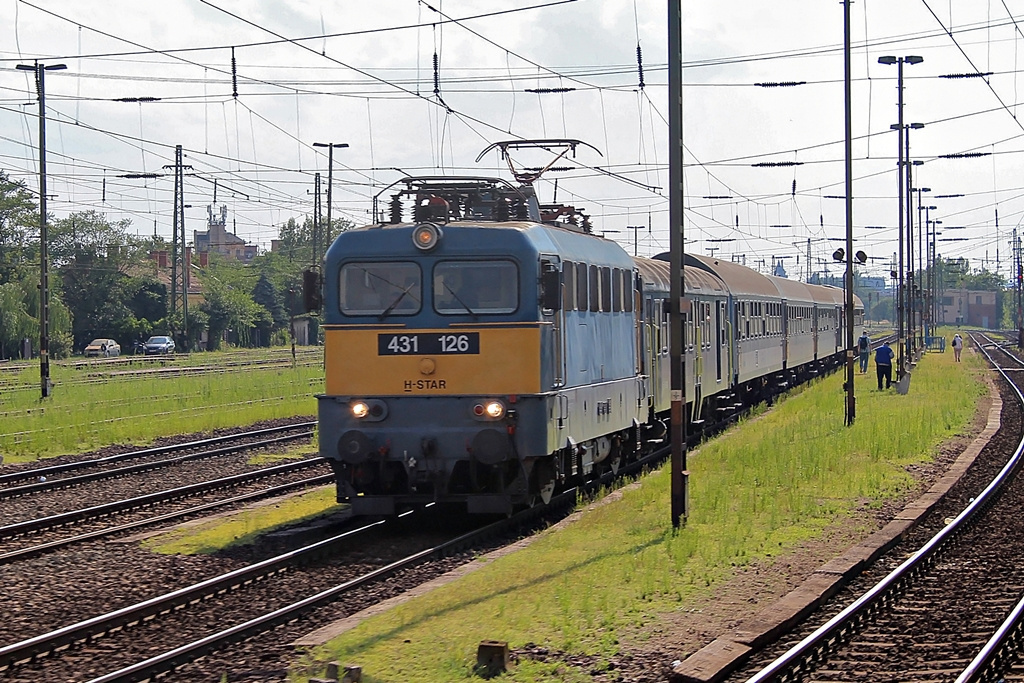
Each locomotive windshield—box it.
[339,262,422,316]
[434,260,518,315]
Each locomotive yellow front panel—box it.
[324,326,542,396]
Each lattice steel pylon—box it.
[166,144,191,343]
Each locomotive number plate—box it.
[378,332,480,355]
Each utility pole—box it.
[313,142,349,260]
[311,173,322,264]
[17,61,66,399]
[163,146,191,347]
[879,54,923,379]
[843,0,855,424]
[1016,228,1023,349]
[669,0,688,528]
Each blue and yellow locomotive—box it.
[310,164,863,515]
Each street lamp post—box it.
[921,205,938,340]
[312,142,349,261]
[17,61,66,399]
[879,54,923,379]
[929,218,942,334]
[625,225,644,256]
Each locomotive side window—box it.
[564,261,576,311]
[601,267,612,312]
[434,260,518,314]
[623,270,634,313]
[576,262,588,311]
[589,264,600,312]
[612,268,622,312]
[340,261,421,316]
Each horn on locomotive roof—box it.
[475,138,602,186]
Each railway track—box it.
[0,443,670,683]
[0,422,327,559]
[719,332,1024,682]
[0,421,317,494]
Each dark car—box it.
[143,335,175,355]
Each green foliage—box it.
[199,270,267,351]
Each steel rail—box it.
[0,457,326,540]
[0,430,315,500]
[0,518,388,674]
[0,421,317,487]
[746,333,1024,683]
[0,474,334,565]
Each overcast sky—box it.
[2,0,1023,281]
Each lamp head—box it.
[878,56,897,65]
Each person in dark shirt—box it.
[857,332,870,373]
[875,341,895,390]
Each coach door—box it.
[812,306,820,359]
[716,300,724,383]
[835,305,843,350]
[781,301,789,368]
[541,257,565,388]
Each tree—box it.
[51,211,163,350]
[0,171,37,286]
[251,272,287,347]
[199,276,265,351]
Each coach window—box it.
[589,264,600,312]
[564,262,576,311]
[434,260,518,314]
[623,270,634,312]
[340,261,421,316]
[612,268,622,312]
[576,262,589,311]
[601,267,612,312]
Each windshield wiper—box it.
[442,282,478,316]
[379,283,417,320]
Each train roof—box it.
[684,254,780,297]
[633,256,728,295]
[339,219,634,269]
[764,273,816,304]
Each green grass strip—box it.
[294,348,984,682]
[143,486,341,555]
[0,347,321,462]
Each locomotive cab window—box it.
[434,260,518,314]
[340,261,421,316]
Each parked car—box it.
[84,338,120,358]
[143,335,175,355]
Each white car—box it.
[84,338,120,357]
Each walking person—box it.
[875,341,895,390]
[857,331,871,373]
[952,333,964,362]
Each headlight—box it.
[412,223,442,251]
[473,400,505,419]
[348,399,387,421]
